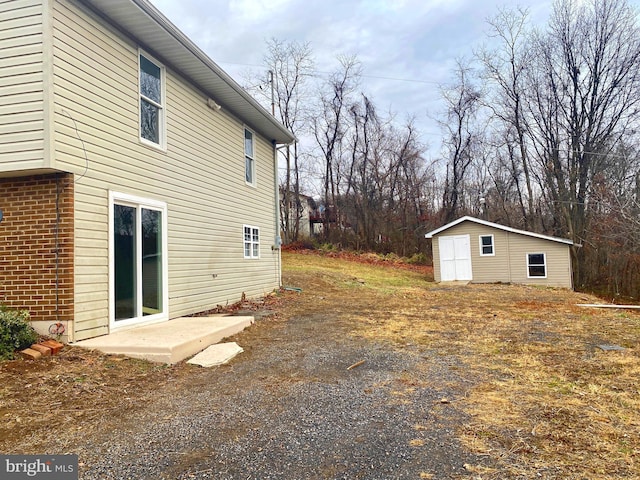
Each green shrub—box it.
[0,306,38,360]
[318,242,336,253]
[382,252,400,262]
[406,252,428,265]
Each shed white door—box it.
[438,235,472,281]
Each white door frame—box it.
[108,191,169,331]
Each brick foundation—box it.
[0,173,74,325]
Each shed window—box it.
[479,235,494,256]
[527,253,546,278]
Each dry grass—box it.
[0,349,179,451]
[2,250,638,478]
[283,251,640,479]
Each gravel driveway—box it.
[43,308,492,480]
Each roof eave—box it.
[424,216,471,239]
[425,216,575,246]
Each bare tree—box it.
[440,60,484,222]
[339,101,429,254]
[527,0,640,284]
[386,119,430,256]
[478,7,536,228]
[262,39,314,243]
[585,142,640,296]
[312,55,361,239]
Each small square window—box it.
[527,253,546,278]
[243,225,259,259]
[479,235,494,256]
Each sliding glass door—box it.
[111,193,167,328]
[114,204,137,320]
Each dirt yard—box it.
[1,251,639,479]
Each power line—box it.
[357,73,440,85]
[217,61,442,86]
[550,147,639,161]
[218,63,640,157]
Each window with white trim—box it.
[243,225,260,259]
[139,52,165,148]
[527,253,547,278]
[479,234,494,256]
[244,128,255,185]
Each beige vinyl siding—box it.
[0,0,46,173]
[431,238,441,282]
[506,235,572,288]
[474,230,511,283]
[431,220,573,288]
[439,222,512,284]
[52,0,280,340]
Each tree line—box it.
[249,0,640,298]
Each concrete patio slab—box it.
[187,342,244,367]
[74,316,253,364]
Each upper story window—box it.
[139,52,165,148]
[527,253,547,278]
[479,234,494,256]
[244,128,255,185]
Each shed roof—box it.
[80,0,295,145]
[425,216,575,246]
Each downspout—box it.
[55,174,61,326]
[506,232,512,283]
[272,140,282,287]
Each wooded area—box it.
[249,0,640,298]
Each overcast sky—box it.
[146,0,609,163]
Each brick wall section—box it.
[0,174,74,323]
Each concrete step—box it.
[187,342,244,367]
[74,316,253,364]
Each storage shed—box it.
[425,216,576,289]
